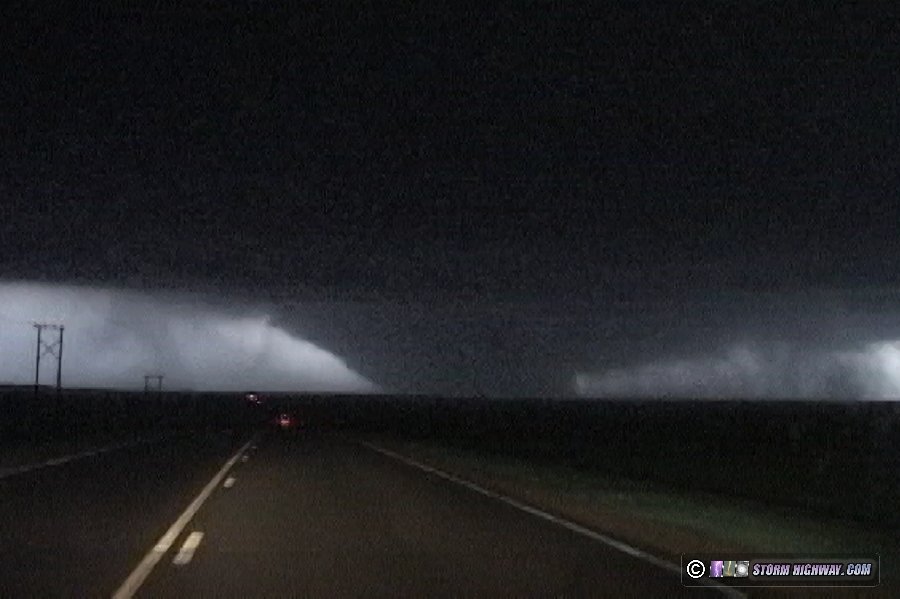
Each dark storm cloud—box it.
[3,4,898,292]
[0,282,376,392]
[2,6,900,398]
[2,280,900,399]
[276,287,900,399]
[573,288,900,399]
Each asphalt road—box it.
[0,427,248,598]
[0,427,729,598]
[138,430,717,598]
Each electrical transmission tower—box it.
[33,323,64,397]
[144,374,164,393]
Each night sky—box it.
[2,5,900,396]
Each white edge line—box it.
[357,440,745,599]
[111,438,254,599]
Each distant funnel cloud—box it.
[0,282,378,393]
[576,342,900,400]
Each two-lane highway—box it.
[1,425,733,597]
[131,431,722,598]
[0,429,250,598]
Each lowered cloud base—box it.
[0,282,378,393]
[576,341,900,400]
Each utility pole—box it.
[34,325,41,397]
[33,323,65,397]
[56,326,64,393]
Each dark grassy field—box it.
[292,394,900,530]
[2,389,898,530]
[0,387,259,451]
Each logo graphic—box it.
[710,560,724,578]
[735,561,750,577]
[686,560,706,579]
